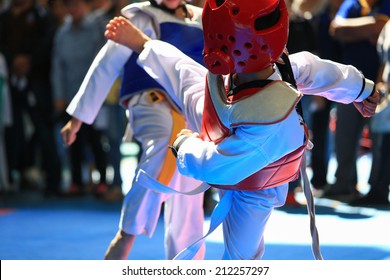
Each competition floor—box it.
[1,144,389,260]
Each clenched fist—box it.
[353,89,381,118]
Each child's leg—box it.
[164,171,205,260]
[220,184,288,260]
[104,230,136,260]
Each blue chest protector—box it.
[120,22,204,105]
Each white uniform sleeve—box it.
[66,41,132,124]
[66,12,157,124]
[290,51,375,103]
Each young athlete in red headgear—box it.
[105,0,380,259]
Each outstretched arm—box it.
[105,16,151,54]
[105,15,207,132]
[290,51,380,117]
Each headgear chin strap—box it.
[202,0,289,75]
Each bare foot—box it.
[105,16,151,53]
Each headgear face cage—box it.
[202,0,289,75]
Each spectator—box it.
[61,0,206,260]
[90,0,129,202]
[351,19,390,207]
[309,0,343,194]
[284,0,322,205]
[0,0,63,196]
[322,0,390,202]
[51,0,109,196]
[0,52,12,192]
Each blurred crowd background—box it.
[0,0,389,208]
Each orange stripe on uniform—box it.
[148,91,186,186]
[359,0,371,16]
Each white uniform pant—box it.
[119,91,205,259]
[219,184,288,259]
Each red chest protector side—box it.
[200,75,230,144]
[200,73,307,191]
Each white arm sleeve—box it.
[66,12,157,124]
[66,41,132,124]
[291,51,374,103]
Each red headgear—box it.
[202,0,289,75]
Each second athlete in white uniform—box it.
[61,0,205,260]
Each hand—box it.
[177,129,200,138]
[353,89,381,117]
[105,16,151,53]
[170,129,200,157]
[60,118,82,146]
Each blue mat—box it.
[1,193,389,260]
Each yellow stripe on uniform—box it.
[359,0,371,16]
[148,90,185,186]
